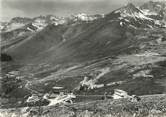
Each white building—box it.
[112,89,129,99]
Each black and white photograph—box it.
[0,0,166,116]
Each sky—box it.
[0,0,165,21]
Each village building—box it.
[112,89,129,99]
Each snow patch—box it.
[120,22,123,26]
[79,67,110,90]
[27,27,34,32]
[4,23,25,32]
[135,52,160,57]
[133,70,153,78]
[107,81,126,86]
[73,13,101,22]
[96,67,110,80]
[32,19,47,31]
[141,9,158,16]
[52,86,63,89]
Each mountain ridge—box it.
[0,1,166,113]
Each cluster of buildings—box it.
[26,91,76,107]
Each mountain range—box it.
[0,1,166,109]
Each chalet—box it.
[26,94,40,105]
[112,89,129,99]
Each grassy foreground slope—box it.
[0,94,166,117]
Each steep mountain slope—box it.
[0,14,104,52]
[140,1,166,27]
[3,25,66,62]
[2,4,143,64]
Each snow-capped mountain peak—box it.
[140,1,166,27]
[72,13,104,22]
[140,1,166,19]
[75,13,89,20]
[115,3,153,21]
[29,15,67,31]
[0,15,68,32]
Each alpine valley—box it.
[0,1,166,117]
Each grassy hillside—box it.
[0,94,166,117]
